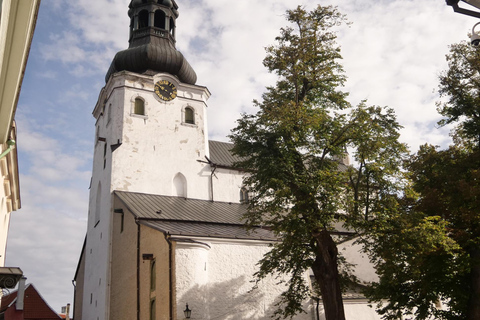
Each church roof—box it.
[208,140,244,169]
[114,191,277,241]
[105,0,197,84]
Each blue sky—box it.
[4,0,477,314]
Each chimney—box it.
[16,276,26,310]
[66,303,70,320]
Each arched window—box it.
[150,260,156,291]
[154,10,166,29]
[134,98,145,115]
[240,187,249,203]
[185,107,194,124]
[173,173,187,198]
[169,17,175,36]
[150,299,156,320]
[138,10,149,29]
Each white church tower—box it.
[80,1,212,319]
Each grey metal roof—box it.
[115,191,246,224]
[115,191,277,241]
[208,140,243,169]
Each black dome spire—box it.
[105,0,197,84]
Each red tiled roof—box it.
[1,284,62,319]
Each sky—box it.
[4,0,478,315]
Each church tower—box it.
[80,1,212,319]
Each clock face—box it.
[154,80,177,101]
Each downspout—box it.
[164,233,174,320]
[136,219,141,320]
[0,140,15,159]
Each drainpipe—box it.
[164,233,173,320]
[0,140,15,160]
[136,219,141,320]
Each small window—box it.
[120,212,124,233]
[138,10,149,29]
[150,299,156,320]
[95,182,102,226]
[107,103,112,123]
[134,98,145,115]
[240,187,249,203]
[154,10,166,29]
[150,260,156,291]
[185,107,194,124]
[103,143,107,169]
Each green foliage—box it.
[438,42,480,146]
[363,40,480,320]
[229,5,407,319]
[365,144,480,320]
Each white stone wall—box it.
[109,72,212,201]
[208,168,245,203]
[175,238,314,320]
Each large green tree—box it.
[364,41,480,320]
[229,5,407,320]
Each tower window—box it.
[240,187,249,203]
[134,98,145,115]
[154,10,166,29]
[103,143,107,169]
[107,103,112,124]
[95,182,102,226]
[138,10,149,29]
[184,107,195,124]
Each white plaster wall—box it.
[175,239,314,320]
[338,239,378,284]
[317,301,382,320]
[210,168,245,203]
[109,72,212,201]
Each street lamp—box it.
[184,303,192,319]
[471,22,480,45]
[446,0,480,18]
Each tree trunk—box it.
[311,229,346,320]
[467,247,480,320]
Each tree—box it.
[437,42,480,147]
[365,145,480,320]
[363,41,480,320]
[229,5,407,320]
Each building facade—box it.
[0,0,40,294]
[74,1,384,320]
